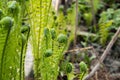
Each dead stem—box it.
[65,46,93,53]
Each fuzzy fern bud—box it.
[60,61,72,73]
[50,28,56,40]
[21,25,30,33]
[44,27,49,37]
[66,63,72,73]
[44,49,53,57]
[79,61,87,73]
[83,13,92,25]
[7,1,19,15]
[57,34,67,43]
[0,16,14,28]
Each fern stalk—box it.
[0,25,12,80]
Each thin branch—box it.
[84,27,120,80]
[77,31,97,37]
[74,0,78,47]
[65,46,93,53]
[95,72,98,80]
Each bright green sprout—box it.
[44,27,49,37]
[0,16,14,28]
[60,61,72,74]
[44,49,53,57]
[79,61,87,73]
[57,34,68,43]
[21,25,29,33]
[7,1,19,14]
[50,28,56,40]
[66,63,72,73]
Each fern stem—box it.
[61,43,67,54]
[45,0,52,26]
[20,43,24,80]
[80,72,85,80]
[52,40,54,51]
[0,27,11,80]
[20,27,30,80]
[45,37,49,49]
[35,0,42,79]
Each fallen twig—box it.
[77,31,97,37]
[84,27,120,80]
[65,46,93,53]
[74,0,78,47]
[95,72,98,80]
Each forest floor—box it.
[62,29,120,80]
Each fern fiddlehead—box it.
[0,1,26,80]
[0,17,14,80]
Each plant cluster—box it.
[99,9,120,45]
[1,0,119,80]
[0,0,29,80]
[28,0,75,80]
[0,0,75,80]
